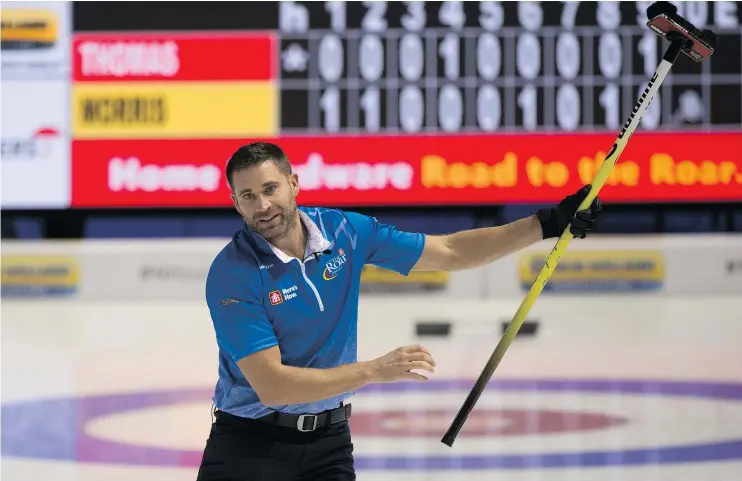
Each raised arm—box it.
[412,185,603,272]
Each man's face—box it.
[230,161,299,242]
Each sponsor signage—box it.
[71,133,742,208]
[1,81,70,209]
[1,255,79,298]
[71,138,238,207]
[360,265,448,293]
[519,250,665,293]
[0,1,71,80]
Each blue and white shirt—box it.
[205,207,426,418]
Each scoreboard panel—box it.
[66,1,742,208]
[277,1,742,135]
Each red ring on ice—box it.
[349,408,627,437]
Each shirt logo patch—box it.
[270,285,298,305]
[281,285,298,300]
[268,290,283,305]
[323,250,348,280]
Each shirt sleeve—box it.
[205,264,278,362]
[346,212,426,276]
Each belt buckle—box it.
[297,414,318,432]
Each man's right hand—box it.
[369,344,436,382]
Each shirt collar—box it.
[243,210,331,264]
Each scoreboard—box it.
[277,1,741,134]
[62,1,742,208]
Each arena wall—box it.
[2,234,740,303]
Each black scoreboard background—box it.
[75,1,742,137]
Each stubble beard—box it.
[248,197,298,243]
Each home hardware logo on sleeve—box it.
[323,248,347,280]
[269,290,283,305]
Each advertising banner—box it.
[0,1,72,80]
[72,32,274,82]
[71,82,277,139]
[359,265,449,294]
[0,255,79,298]
[518,250,665,293]
[71,138,241,207]
[492,235,742,298]
[1,80,70,208]
[71,133,742,208]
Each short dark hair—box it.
[225,142,292,189]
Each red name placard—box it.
[73,32,275,82]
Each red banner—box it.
[71,133,742,208]
[73,32,275,82]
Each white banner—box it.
[1,80,70,208]
[1,235,741,301]
[0,1,72,80]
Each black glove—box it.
[537,185,602,239]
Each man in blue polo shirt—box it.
[197,142,602,481]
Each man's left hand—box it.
[537,185,603,240]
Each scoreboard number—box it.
[278,1,742,134]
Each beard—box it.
[247,197,298,242]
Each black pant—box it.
[196,410,355,481]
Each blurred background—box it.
[1,1,741,481]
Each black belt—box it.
[257,403,352,432]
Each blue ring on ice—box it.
[2,379,741,469]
